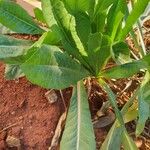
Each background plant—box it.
[0,0,150,149]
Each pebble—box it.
[6,136,21,148]
[18,116,23,120]
[11,111,15,115]
[45,90,58,104]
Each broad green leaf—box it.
[142,81,150,105]
[110,11,124,41]
[100,60,147,79]
[92,12,107,33]
[136,94,149,136]
[41,0,57,28]
[60,81,96,150]
[75,12,91,48]
[34,7,46,23]
[88,0,95,19]
[120,0,149,40]
[63,0,90,13]
[41,31,61,45]
[88,33,111,75]
[34,31,61,47]
[94,0,114,16]
[0,0,44,34]
[5,64,23,80]
[136,72,150,136]
[100,123,123,150]
[21,45,89,89]
[122,131,138,150]
[112,42,131,63]
[0,35,32,60]
[106,0,126,40]
[42,0,90,71]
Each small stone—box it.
[15,79,19,83]
[31,104,35,107]
[11,111,15,115]
[135,139,143,148]
[45,90,58,104]
[20,127,24,130]
[6,136,21,148]
[50,131,54,135]
[18,116,23,120]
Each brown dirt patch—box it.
[0,62,72,149]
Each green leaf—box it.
[103,83,124,125]
[110,11,124,41]
[88,0,95,19]
[34,7,46,23]
[0,0,44,34]
[106,0,126,40]
[99,81,124,150]
[0,23,13,34]
[99,54,150,79]
[41,0,57,28]
[21,45,89,89]
[124,107,138,124]
[92,12,107,33]
[136,72,150,136]
[100,123,123,150]
[112,42,131,63]
[136,95,149,136]
[75,12,91,48]
[0,35,32,60]
[120,0,149,40]
[100,60,147,79]
[122,131,138,150]
[42,0,90,71]
[60,81,96,150]
[63,0,90,13]
[5,64,23,80]
[142,81,150,105]
[34,31,61,47]
[88,33,111,75]
[142,54,150,67]
[100,87,139,150]
[94,0,114,15]
[99,82,125,150]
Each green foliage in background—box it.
[0,0,149,149]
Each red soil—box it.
[0,62,72,149]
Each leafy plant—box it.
[0,0,150,149]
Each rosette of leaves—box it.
[0,0,149,149]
